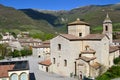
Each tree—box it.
[0,34,2,40]
[11,32,17,38]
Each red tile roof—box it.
[38,59,51,66]
[0,65,14,78]
[109,46,119,53]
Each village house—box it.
[32,40,50,58]
[0,60,29,80]
[113,39,120,46]
[0,32,23,51]
[38,59,51,72]
[18,38,42,50]
[46,14,120,79]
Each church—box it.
[49,14,120,79]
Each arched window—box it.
[10,73,18,80]
[105,25,108,31]
[64,59,67,67]
[53,58,56,64]
[20,72,28,80]
[58,44,61,50]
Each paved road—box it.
[111,78,120,80]
[27,56,77,80]
[1,56,77,80]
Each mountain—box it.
[0,4,120,36]
[0,4,56,34]
[20,4,120,33]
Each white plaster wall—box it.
[39,64,50,72]
[39,65,46,72]
[8,70,29,76]
[8,70,29,80]
[32,47,50,58]
[32,48,39,56]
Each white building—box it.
[49,14,120,79]
[19,38,42,50]
[38,59,51,72]
[0,60,29,80]
[113,39,120,46]
[1,32,15,40]
[32,40,50,59]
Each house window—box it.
[64,59,67,67]
[10,73,18,80]
[20,73,28,80]
[79,33,82,37]
[79,54,81,57]
[58,44,61,50]
[105,25,108,31]
[53,58,56,64]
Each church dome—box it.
[68,18,90,26]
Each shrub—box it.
[96,73,110,80]
[96,65,120,80]
[114,57,120,64]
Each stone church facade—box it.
[42,14,119,79]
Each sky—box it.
[0,0,120,10]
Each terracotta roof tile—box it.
[82,34,106,40]
[60,34,106,41]
[68,18,89,26]
[76,56,96,62]
[0,60,29,78]
[0,65,14,78]
[109,46,119,53]
[60,34,81,41]
[38,59,51,66]
[42,40,50,44]
[90,62,101,69]
[113,39,120,43]
[33,44,50,48]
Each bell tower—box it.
[103,14,113,44]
